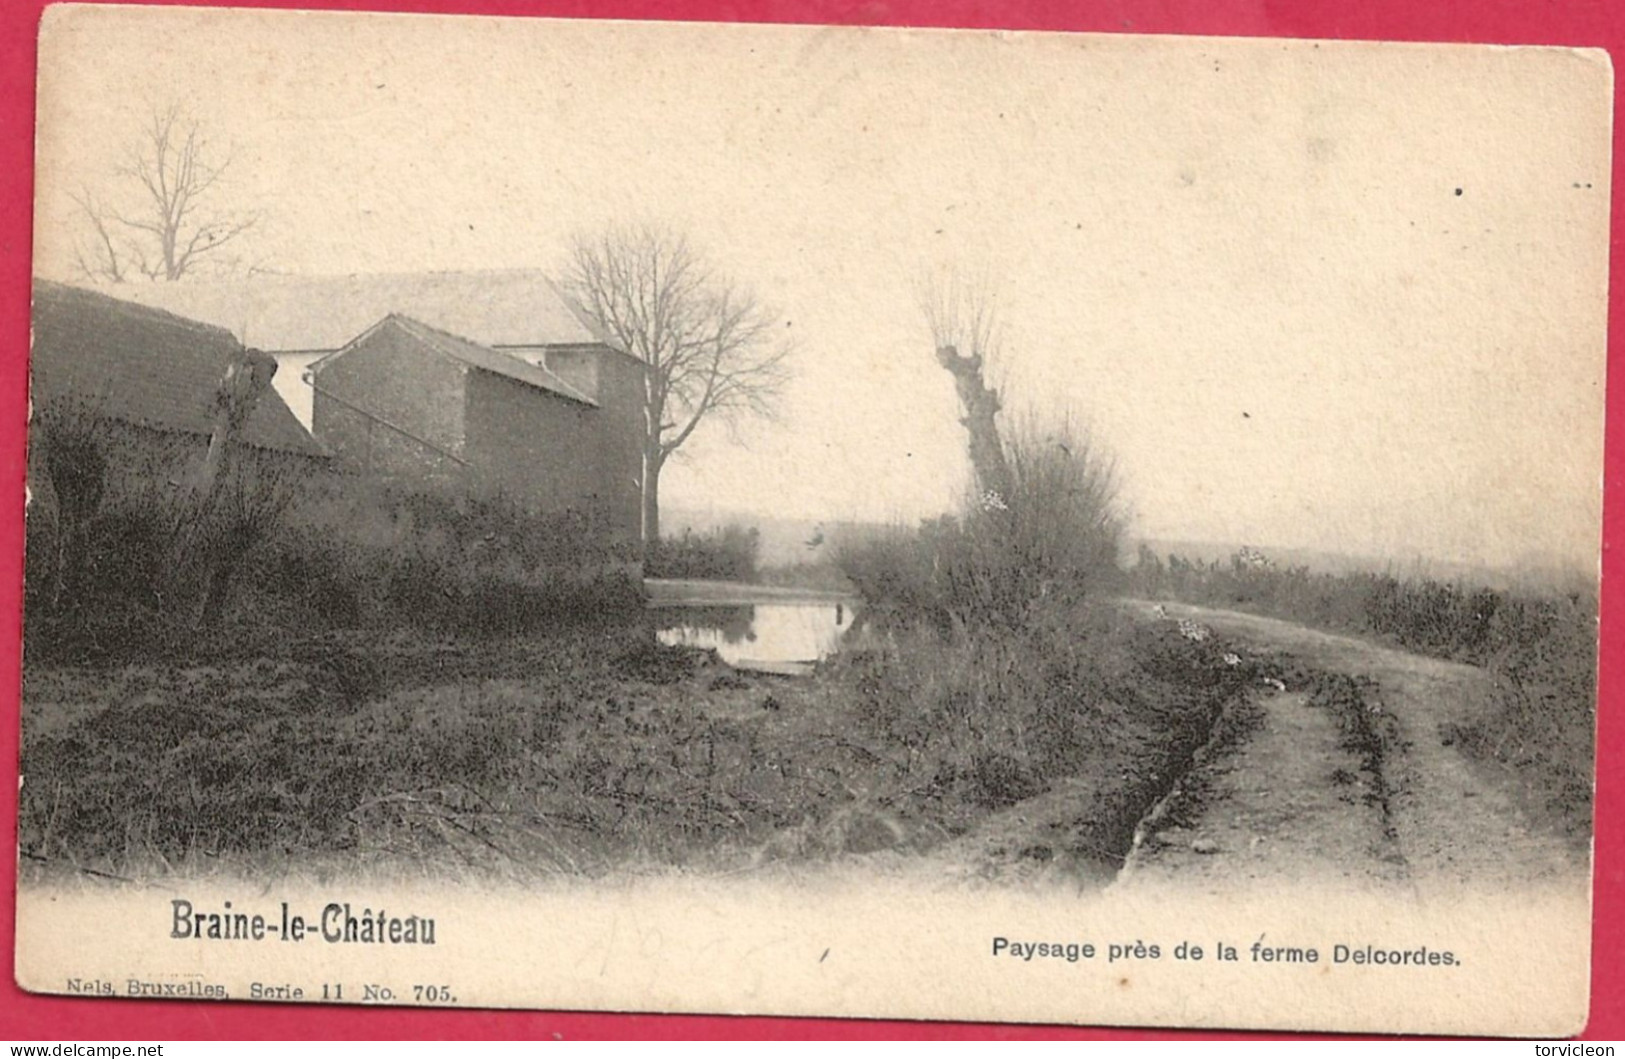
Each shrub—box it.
[825,597,1243,821]
[243,475,643,637]
[824,418,1149,815]
[836,419,1125,631]
[646,524,760,581]
[831,522,946,630]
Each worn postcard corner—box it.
[14,3,1609,1037]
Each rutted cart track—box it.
[877,599,1589,895]
[1114,602,1586,898]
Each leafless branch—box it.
[915,266,1004,368]
[68,187,127,284]
[918,266,1013,497]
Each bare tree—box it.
[72,104,257,283]
[564,224,793,545]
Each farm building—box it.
[28,279,327,472]
[114,269,646,540]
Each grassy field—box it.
[19,602,1263,885]
[18,412,1266,885]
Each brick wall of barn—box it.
[588,349,647,541]
[515,343,646,541]
[310,325,468,481]
[461,370,605,522]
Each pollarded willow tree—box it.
[564,224,794,545]
[918,268,1127,616]
[917,270,1013,502]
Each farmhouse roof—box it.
[30,280,328,457]
[332,315,598,407]
[108,268,620,354]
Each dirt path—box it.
[1114,602,1586,898]
[1117,680,1410,895]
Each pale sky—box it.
[32,8,1612,571]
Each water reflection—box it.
[653,602,856,674]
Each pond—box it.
[651,600,858,675]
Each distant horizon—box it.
[663,502,1599,591]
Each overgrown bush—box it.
[26,406,303,657]
[822,599,1248,827]
[1129,548,1594,678]
[824,419,1157,814]
[830,523,944,629]
[837,420,1125,631]
[246,474,642,639]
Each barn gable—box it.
[109,268,642,430]
[309,315,636,533]
[327,315,598,407]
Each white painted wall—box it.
[271,352,327,431]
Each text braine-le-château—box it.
[169,899,436,945]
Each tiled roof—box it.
[29,280,328,457]
[337,316,598,406]
[110,268,618,353]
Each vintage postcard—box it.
[15,4,1609,1035]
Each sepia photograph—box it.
[11,4,1611,1036]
